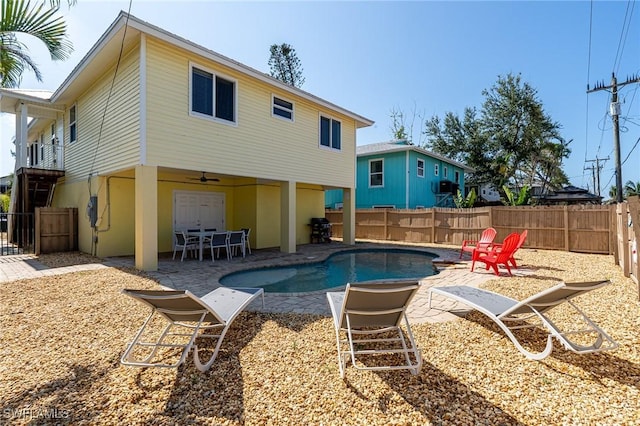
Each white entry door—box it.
[174,191,225,232]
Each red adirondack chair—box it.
[459,227,497,258]
[471,232,521,276]
[486,229,528,268]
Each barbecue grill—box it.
[309,217,332,243]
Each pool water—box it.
[219,249,438,293]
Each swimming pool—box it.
[219,248,438,293]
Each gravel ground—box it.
[1,247,639,425]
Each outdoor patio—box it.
[1,242,638,424]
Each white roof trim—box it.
[52,11,374,128]
[357,143,474,172]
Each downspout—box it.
[405,150,410,209]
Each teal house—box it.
[326,140,472,209]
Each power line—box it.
[584,0,594,164]
[613,0,635,75]
[588,73,640,202]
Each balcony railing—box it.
[21,140,64,171]
[16,140,64,171]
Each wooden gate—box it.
[35,207,78,254]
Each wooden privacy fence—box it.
[615,197,639,289]
[35,207,78,255]
[326,205,613,254]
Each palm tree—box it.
[624,180,640,197]
[0,0,74,88]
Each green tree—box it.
[423,73,569,192]
[268,43,305,88]
[1,0,74,88]
[624,180,640,197]
[0,193,9,212]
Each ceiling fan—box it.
[188,172,219,183]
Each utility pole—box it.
[584,156,608,197]
[587,72,640,203]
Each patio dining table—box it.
[186,230,216,261]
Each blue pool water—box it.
[219,249,438,293]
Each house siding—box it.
[144,38,356,187]
[327,146,468,209]
[63,44,141,183]
[408,151,437,208]
[355,152,407,208]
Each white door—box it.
[174,191,225,233]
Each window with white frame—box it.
[434,164,439,176]
[319,115,341,150]
[69,105,77,143]
[455,170,460,183]
[369,159,383,187]
[417,158,425,177]
[190,65,236,123]
[272,96,294,121]
[443,166,448,179]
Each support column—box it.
[135,165,158,271]
[14,102,28,170]
[280,180,296,253]
[343,187,356,245]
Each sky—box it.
[1,0,639,197]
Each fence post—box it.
[69,208,75,251]
[384,209,388,241]
[621,203,630,277]
[563,205,569,251]
[431,209,436,243]
[488,206,493,230]
[35,208,41,255]
[611,204,619,262]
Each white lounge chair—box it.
[326,280,423,378]
[428,281,618,360]
[121,287,264,372]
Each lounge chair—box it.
[460,227,497,258]
[471,232,520,276]
[427,281,618,360]
[326,280,423,378]
[121,287,264,372]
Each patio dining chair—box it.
[241,228,252,255]
[204,231,230,261]
[173,231,198,261]
[228,230,246,259]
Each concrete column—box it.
[343,187,356,245]
[135,165,158,271]
[280,180,296,253]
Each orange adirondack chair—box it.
[471,232,520,276]
[460,227,497,258]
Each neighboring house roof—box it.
[534,185,602,205]
[44,11,372,128]
[357,140,474,172]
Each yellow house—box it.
[0,12,373,271]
